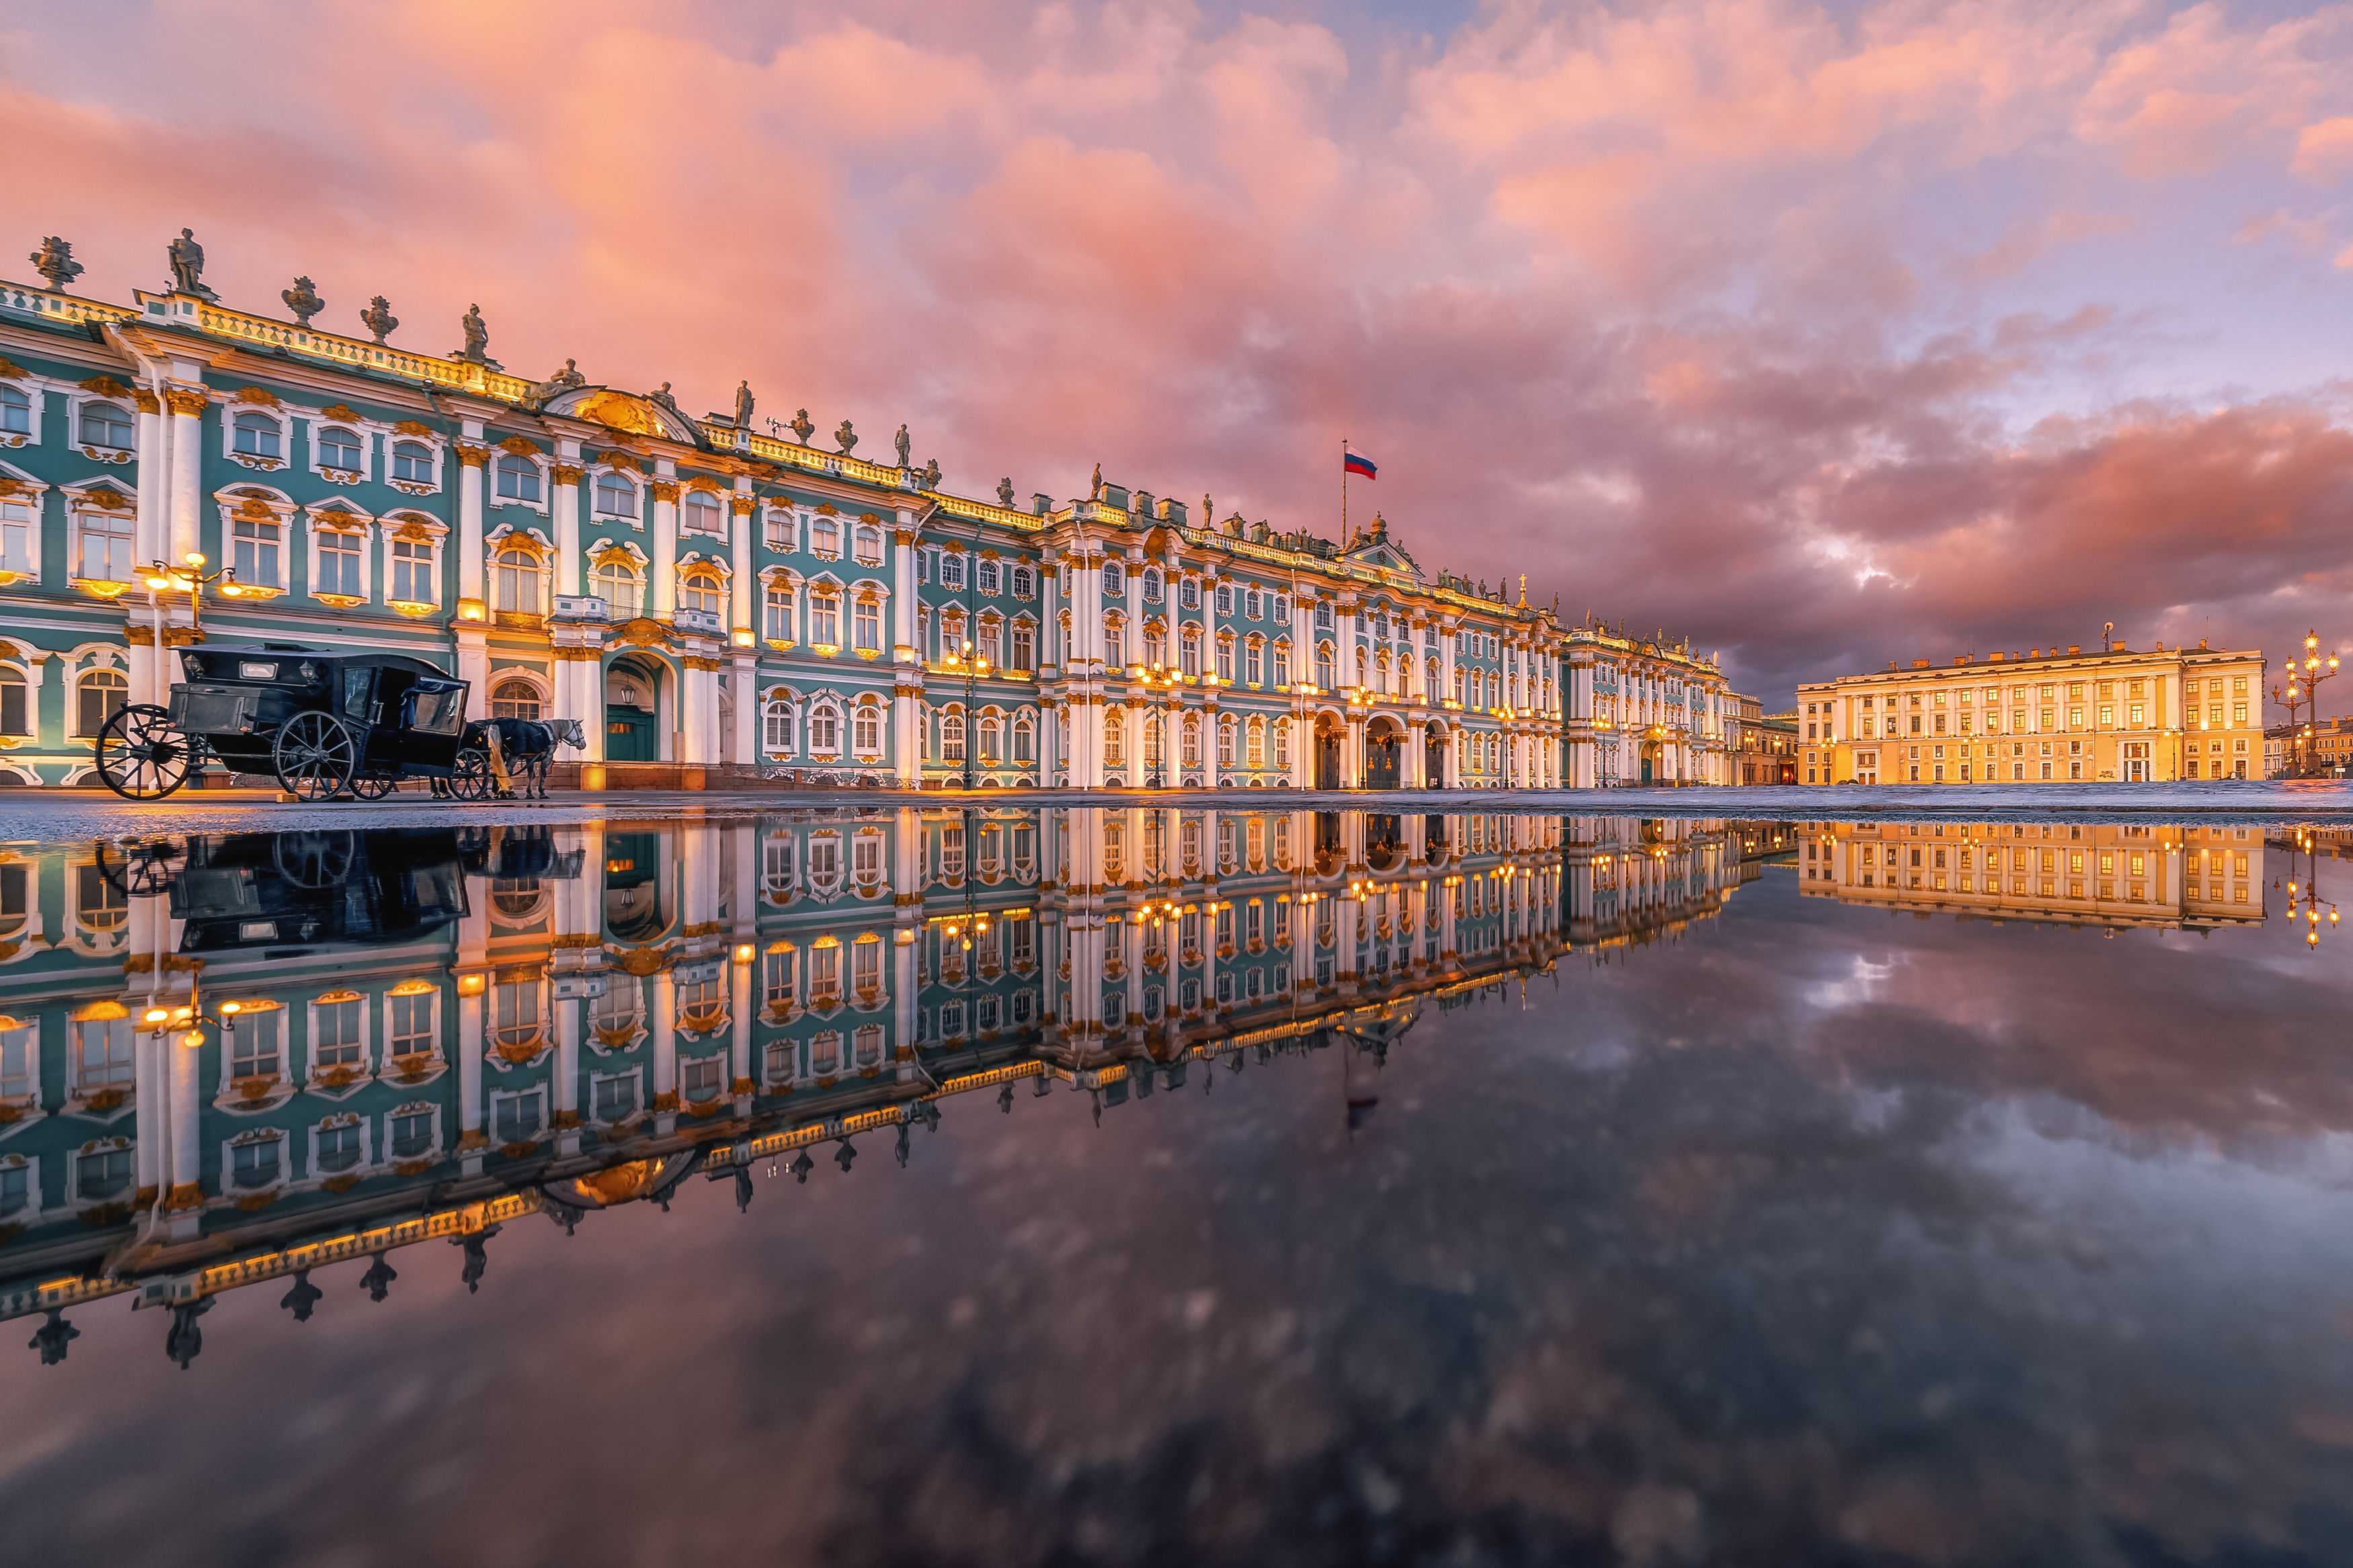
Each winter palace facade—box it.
[0,236,1745,791]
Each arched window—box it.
[1272,718,1289,769]
[979,714,1002,764]
[317,426,363,473]
[811,516,840,556]
[491,679,542,721]
[1181,715,1201,768]
[77,669,128,737]
[1246,716,1265,768]
[594,472,636,517]
[1105,710,1125,767]
[808,704,841,754]
[493,544,546,614]
[763,583,793,642]
[763,698,796,753]
[1315,642,1334,688]
[683,489,723,536]
[1102,563,1124,597]
[593,557,642,620]
[1144,624,1166,667]
[853,527,883,566]
[941,711,965,762]
[1218,716,1236,769]
[231,410,280,459]
[678,567,723,617]
[1012,717,1035,763]
[852,705,880,753]
[391,441,435,485]
[79,401,132,449]
[0,386,28,436]
[1142,567,1163,601]
[495,452,541,502]
[1105,618,1125,669]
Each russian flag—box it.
[1343,450,1377,480]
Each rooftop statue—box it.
[734,380,755,431]
[281,276,323,327]
[790,408,814,445]
[358,295,399,345]
[167,228,218,300]
[921,457,941,491]
[894,423,912,468]
[29,236,83,293]
[835,419,857,455]
[998,477,1015,507]
[454,303,499,368]
[649,381,680,415]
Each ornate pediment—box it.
[543,386,702,445]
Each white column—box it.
[134,388,165,570]
[553,996,581,1149]
[456,989,486,1152]
[731,486,755,635]
[165,385,205,569]
[552,443,583,597]
[166,1031,202,1210]
[651,972,677,1127]
[892,512,918,660]
[650,464,678,618]
[733,652,760,767]
[457,421,487,608]
[731,952,754,1100]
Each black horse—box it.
[435,716,587,800]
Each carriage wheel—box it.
[272,712,357,802]
[448,749,495,802]
[273,831,357,891]
[94,704,200,800]
[347,775,397,801]
[93,837,184,898]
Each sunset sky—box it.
[7,0,2350,702]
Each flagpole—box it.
[1341,437,1348,540]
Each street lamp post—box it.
[2273,828,2340,949]
[942,637,987,789]
[146,552,240,644]
[2272,629,2340,779]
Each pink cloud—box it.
[2293,114,2353,179]
[3,0,2350,705]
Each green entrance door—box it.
[607,706,657,761]
[1640,755,1654,784]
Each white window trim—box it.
[589,1065,645,1127]
[0,468,49,586]
[590,464,647,532]
[381,985,446,1074]
[0,374,54,450]
[384,426,449,497]
[304,500,377,605]
[384,1100,444,1165]
[679,484,729,541]
[306,991,374,1094]
[303,411,379,487]
[65,1136,132,1207]
[488,1085,548,1147]
[761,505,798,554]
[489,444,553,518]
[382,513,448,610]
[221,401,293,472]
[222,1126,289,1196]
[67,388,141,464]
[307,1113,372,1183]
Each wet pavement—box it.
[1,807,2348,1567]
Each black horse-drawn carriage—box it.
[94,645,504,802]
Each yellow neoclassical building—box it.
[1793,641,2267,785]
[1789,820,2266,930]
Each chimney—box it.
[1989,651,2005,662]
[1954,655,1969,665]
[1911,659,1930,669]
[2067,645,2080,655]
[2198,638,2208,650]
[2030,649,2040,658]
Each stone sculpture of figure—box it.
[456,303,491,364]
[893,423,912,468]
[997,477,1015,507]
[167,229,216,299]
[555,358,585,387]
[279,1270,323,1322]
[1090,462,1103,497]
[649,380,680,413]
[29,237,83,293]
[30,1309,78,1366]
[790,408,814,444]
[834,419,857,454]
[358,295,399,345]
[921,457,941,491]
[734,379,755,431]
[282,276,323,326]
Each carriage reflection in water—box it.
[93,645,510,802]
[95,827,475,951]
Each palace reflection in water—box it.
[1,805,1769,1360]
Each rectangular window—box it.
[317,530,363,597]
[390,539,434,604]
[1246,643,1263,684]
[232,515,282,588]
[314,997,364,1069]
[810,596,840,647]
[77,510,136,582]
[1,499,35,575]
[854,599,881,653]
[493,1091,543,1144]
[764,588,793,642]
